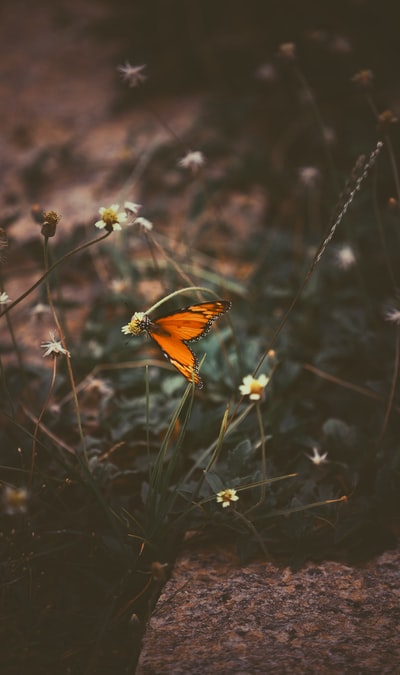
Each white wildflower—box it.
[298,166,320,188]
[134,216,153,231]
[239,374,269,401]
[117,62,147,87]
[306,447,328,466]
[3,485,29,515]
[124,201,142,216]
[95,204,128,232]
[178,150,205,173]
[216,488,239,508]
[41,331,70,358]
[335,244,356,269]
[385,308,400,325]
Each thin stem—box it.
[302,362,400,414]
[253,141,383,378]
[182,403,255,484]
[145,234,198,297]
[293,65,340,196]
[246,401,267,513]
[380,324,400,440]
[372,165,397,290]
[232,509,269,557]
[43,237,88,464]
[0,353,15,417]
[0,230,111,319]
[145,285,223,315]
[203,406,230,475]
[5,311,25,377]
[30,356,57,484]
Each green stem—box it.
[245,402,267,513]
[145,286,223,315]
[380,324,400,441]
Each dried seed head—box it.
[377,110,398,135]
[41,210,61,238]
[352,69,374,88]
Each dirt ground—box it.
[137,542,400,674]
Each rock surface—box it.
[137,544,400,674]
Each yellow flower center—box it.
[126,312,146,335]
[101,208,119,226]
[250,381,264,396]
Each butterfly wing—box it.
[152,301,231,342]
[147,331,202,387]
[147,301,231,387]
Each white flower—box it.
[95,204,128,232]
[298,166,320,188]
[110,278,130,294]
[121,312,147,336]
[0,291,11,304]
[178,150,205,173]
[306,447,328,466]
[3,485,29,515]
[83,376,114,403]
[255,63,277,82]
[134,216,153,231]
[323,127,336,145]
[385,308,400,325]
[86,340,104,359]
[278,42,296,60]
[239,374,269,401]
[124,201,142,216]
[216,488,239,508]
[41,331,70,358]
[30,303,51,320]
[335,244,356,269]
[117,62,147,87]
[330,34,352,55]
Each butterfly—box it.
[122,300,231,388]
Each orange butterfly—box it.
[122,300,231,388]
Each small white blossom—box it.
[298,166,320,188]
[95,204,128,232]
[0,291,11,304]
[110,278,130,294]
[30,303,51,320]
[385,308,400,325]
[41,331,70,358]
[323,127,336,145]
[117,62,147,87]
[306,447,328,466]
[3,485,29,515]
[178,150,205,173]
[216,488,239,508]
[134,216,153,231]
[239,374,269,401]
[86,340,104,359]
[330,34,352,55]
[278,42,296,60]
[124,201,142,216]
[255,63,277,82]
[335,244,356,269]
